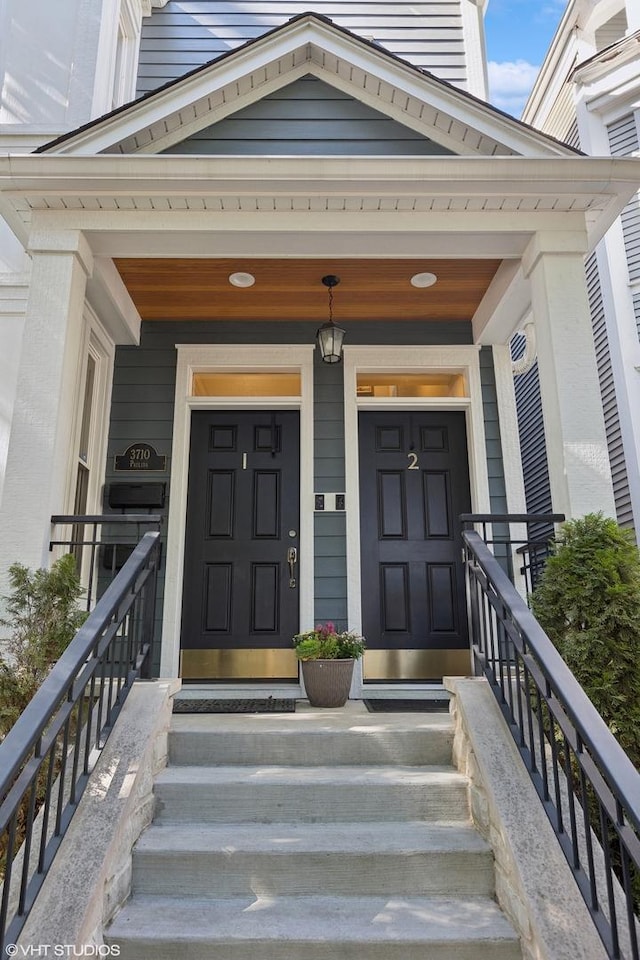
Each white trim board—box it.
[160,343,315,679]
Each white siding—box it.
[608,111,639,157]
[137,0,467,95]
[537,81,578,146]
[595,10,627,51]
[586,252,634,529]
[608,114,640,323]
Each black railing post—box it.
[141,553,158,679]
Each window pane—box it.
[192,372,301,397]
[356,373,467,398]
[78,355,96,464]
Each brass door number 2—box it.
[407,452,419,470]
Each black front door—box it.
[181,410,300,680]
[359,411,472,681]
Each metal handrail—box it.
[50,514,163,526]
[460,513,565,525]
[0,531,161,954]
[49,514,163,612]
[463,527,640,958]
[461,513,564,594]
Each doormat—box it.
[173,698,297,714]
[363,699,450,713]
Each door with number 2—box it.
[359,411,472,681]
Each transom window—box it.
[356,373,467,398]
[191,372,301,397]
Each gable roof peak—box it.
[36,10,579,159]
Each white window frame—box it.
[65,306,115,520]
[112,0,142,108]
[93,0,143,116]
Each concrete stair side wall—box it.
[16,679,179,952]
[444,676,608,960]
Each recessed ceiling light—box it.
[410,272,437,288]
[228,271,255,288]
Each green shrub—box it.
[531,512,640,767]
[0,554,86,737]
[531,513,640,910]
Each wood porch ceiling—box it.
[114,258,502,322]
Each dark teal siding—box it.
[314,511,348,628]
[313,354,346,627]
[478,347,511,572]
[479,347,507,513]
[510,335,551,517]
[314,356,345,491]
[138,1,467,96]
[162,77,453,156]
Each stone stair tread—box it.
[108,893,520,944]
[170,711,453,734]
[154,762,470,823]
[155,763,463,786]
[105,705,524,958]
[169,718,454,765]
[135,819,490,855]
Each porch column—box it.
[0,275,28,507]
[522,232,615,520]
[0,230,93,584]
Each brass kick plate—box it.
[363,649,471,681]
[181,647,299,680]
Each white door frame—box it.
[160,343,315,679]
[342,344,491,694]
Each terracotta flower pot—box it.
[301,658,355,707]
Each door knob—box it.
[287,546,297,588]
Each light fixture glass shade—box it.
[316,322,346,363]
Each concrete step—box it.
[169,712,454,766]
[153,764,470,823]
[106,894,522,960]
[132,820,495,897]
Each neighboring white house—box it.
[0,0,637,690]
[514,0,640,536]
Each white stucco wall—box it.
[0,276,27,510]
[0,0,125,130]
[0,220,28,273]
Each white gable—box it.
[38,14,577,159]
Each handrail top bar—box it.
[51,514,163,525]
[0,531,161,799]
[463,528,640,827]
[515,542,558,554]
[460,513,565,524]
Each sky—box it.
[484,0,568,116]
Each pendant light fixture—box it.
[316,274,346,364]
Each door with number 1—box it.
[359,410,472,681]
[180,410,300,680]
